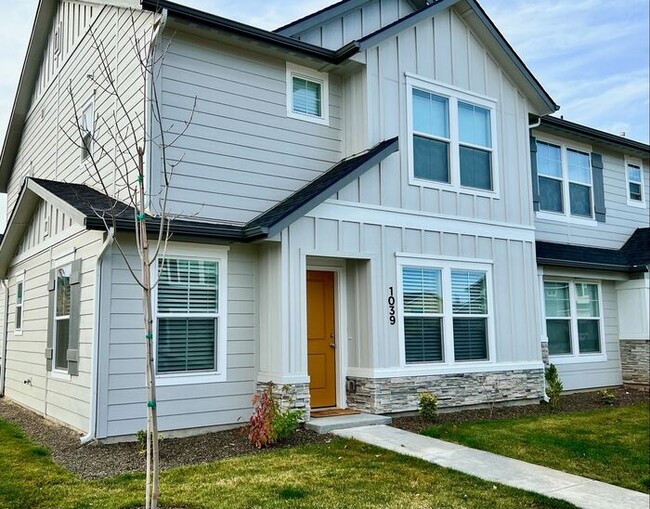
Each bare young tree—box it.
[64,10,196,509]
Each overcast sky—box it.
[0,0,648,229]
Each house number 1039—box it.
[388,287,396,325]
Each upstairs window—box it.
[626,160,646,207]
[536,140,594,218]
[79,102,94,161]
[408,75,498,195]
[286,63,329,125]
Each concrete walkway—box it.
[333,425,649,509]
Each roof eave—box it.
[141,0,360,64]
[536,258,642,273]
[0,0,57,193]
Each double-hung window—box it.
[544,281,603,361]
[401,259,492,366]
[536,140,594,219]
[286,62,329,125]
[156,257,224,378]
[53,265,71,371]
[408,75,497,194]
[15,277,24,334]
[626,160,646,206]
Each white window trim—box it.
[79,97,95,163]
[535,135,597,225]
[52,264,71,374]
[152,243,229,386]
[625,157,646,208]
[286,62,329,126]
[396,255,496,370]
[14,273,25,336]
[542,279,607,364]
[405,73,500,199]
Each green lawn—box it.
[0,418,577,509]
[423,403,650,493]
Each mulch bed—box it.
[1,387,647,480]
[0,399,333,480]
[392,386,649,433]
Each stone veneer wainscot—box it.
[620,340,650,387]
[346,369,545,413]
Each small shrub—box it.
[598,389,617,405]
[545,363,563,409]
[418,391,438,421]
[135,429,164,453]
[248,382,304,448]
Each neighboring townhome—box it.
[530,116,650,390]
[0,0,645,443]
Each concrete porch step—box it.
[305,413,392,434]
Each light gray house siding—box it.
[96,239,258,438]
[6,4,158,212]
[150,30,343,224]
[532,130,650,249]
[335,7,535,229]
[3,202,103,432]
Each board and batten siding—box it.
[287,0,416,49]
[533,138,650,249]
[96,240,258,438]
[335,7,535,229]
[149,31,343,225]
[4,222,103,432]
[7,5,158,213]
[257,198,542,382]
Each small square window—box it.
[286,63,329,125]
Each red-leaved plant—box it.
[248,382,277,449]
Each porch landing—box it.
[306,413,392,434]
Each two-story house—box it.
[0,0,647,442]
[530,116,649,390]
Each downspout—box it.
[80,228,114,445]
[528,116,542,129]
[0,280,9,397]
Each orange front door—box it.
[307,271,336,408]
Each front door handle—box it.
[329,342,336,349]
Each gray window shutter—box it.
[67,259,82,376]
[591,152,606,222]
[45,269,56,371]
[530,136,540,211]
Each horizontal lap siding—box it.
[152,33,342,224]
[7,6,157,212]
[99,241,258,438]
[336,8,533,228]
[287,209,541,372]
[534,145,650,249]
[556,280,623,390]
[4,229,103,432]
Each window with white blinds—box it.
[451,270,488,361]
[286,62,329,125]
[156,258,219,374]
[401,260,492,365]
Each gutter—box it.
[0,280,8,397]
[140,0,360,64]
[80,229,114,445]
